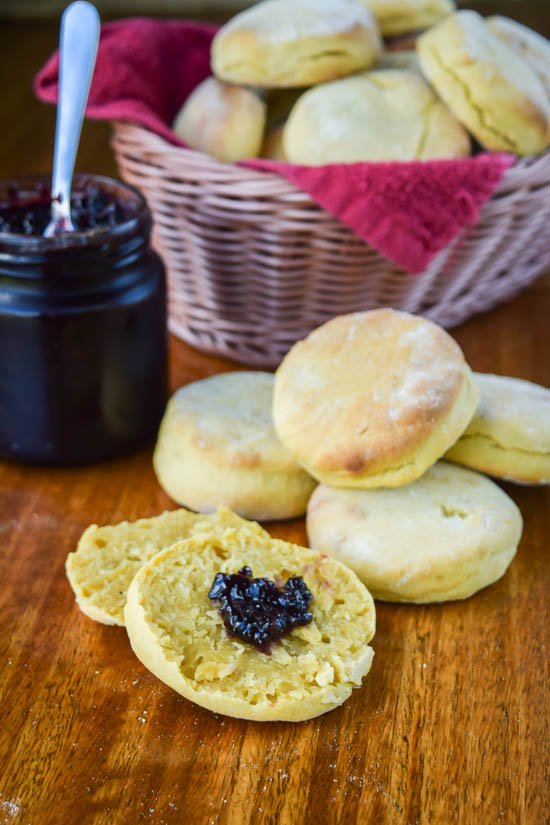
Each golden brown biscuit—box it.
[153,372,317,520]
[417,11,550,155]
[273,309,479,488]
[445,373,550,484]
[358,0,454,37]
[125,528,376,721]
[211,0,382,89]
[172,77,266,161]
[283,70,470,163]
[307,462,523,602]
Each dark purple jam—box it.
[0,174,168,465]
[0,180,130,235]
[208,566,313,653]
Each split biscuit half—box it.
[66,507,267,625]
[125,528,376,721]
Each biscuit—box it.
[445,373,550,484]
[153,372,317,520]
[273,309,479,488]
[124,528,376,721]
[211,0,381,89]
[283,70,470,164]
[417,10,550,155]
[358,0,454,37]
[307,462,523,602]
[486,16,550,96]
[172,77,266,162]
[66,506,267,625]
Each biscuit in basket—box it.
[172,77,266,162]
[211,0,381,88]
[283,70,470,164]
[153,372,317,520]
[358,0,454,37]
[66,506,267,625]
[307,462,523,602]
[124,528,376,721]
[273,309,479,488]
[417,11,550,156]
[486,16,550,96]
[445,373,550,484]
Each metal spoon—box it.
[44,1,100,237]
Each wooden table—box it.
[1,14,549,825]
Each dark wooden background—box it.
[0,5,549,825]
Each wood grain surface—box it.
[1,12,549,825]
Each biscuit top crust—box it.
[467,373,550,451]
[215,0,378,44]
[485,16,550,106]
[273,309,470,477]
[283,69,470,163]
[168,371,301,471]
[357,0,455,36]
[307,461,523,578]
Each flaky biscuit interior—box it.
[125,529,376,721]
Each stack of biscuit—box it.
[154,309,548,606]
[66,308,549,722]
[172,0,550,162]
[272,309,549,603]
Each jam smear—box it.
[0,180,130,236]
[208,566,313,653]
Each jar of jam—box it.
[0,174,168,464]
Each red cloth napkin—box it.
[34,17,515,274]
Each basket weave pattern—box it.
[112,123,550,367]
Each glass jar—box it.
[0,174,168,464]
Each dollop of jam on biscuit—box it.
[208,566,313,653]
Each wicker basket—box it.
[112,122,550,367]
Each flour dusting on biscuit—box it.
[273,309,479,489]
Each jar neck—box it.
[0,173,153,285]
[0,209,153,283]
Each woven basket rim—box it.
[112,120,550,195]
[111,120,550,367]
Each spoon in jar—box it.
[44,1,100,238]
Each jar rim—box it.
[0,172,149,250]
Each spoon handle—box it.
[50,1,100,229]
